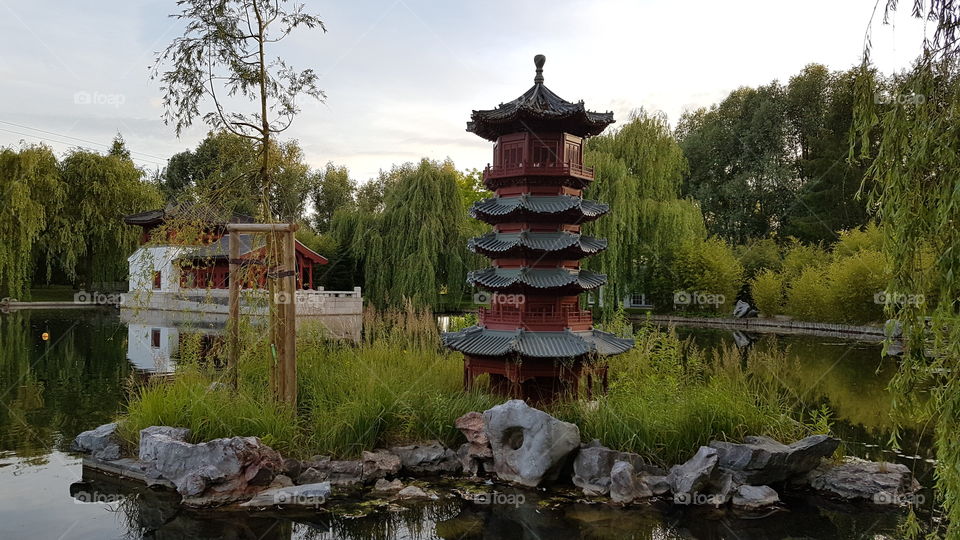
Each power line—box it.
[0,127,166,168]
[0,119,171,163]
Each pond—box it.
[0,309,934,539]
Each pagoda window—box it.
[531,141,559,165]
[152,271,162,290]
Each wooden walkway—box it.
[633,315,889,342]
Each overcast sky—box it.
[0,0,927,182]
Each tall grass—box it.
[120,309,814,464]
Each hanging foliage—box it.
[0,145,63,299]
[331,159,470,310]
[583,111,706,317]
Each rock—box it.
[269,474,294,489]
[296,460,363,486]
[707,470,739,506]
[572,442,654,496]
[732,485,780,510]
[361,450,401,481]
[667,446,718,498]
[240,482,331,508]
[72,423,122,460]
[455,412,494,477]
[641,474,670,496]
[483,400,580,487]
[96,444,122,461]
[805,458,920,504]
[609,461,652,504]
[709,434,839,484]
[390,441,461,475]
[138,432,283,507]
[281,457,302,480]
[138,426,191,463]
[373,478,404,494]
[396,485,435,499]
[733,300,757,318]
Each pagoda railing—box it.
[478,306,593,331]
[483,162,594,181]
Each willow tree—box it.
[0,145,62,299]
[583,111,706,317]
[854,2,960,536]
[42,146,163,288]
[331,159,469,310]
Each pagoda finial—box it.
[534,54,545,84]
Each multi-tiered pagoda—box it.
[443,55,634,401]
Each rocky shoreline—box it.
[71,400,922,515]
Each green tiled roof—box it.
[467,267,606,291]
[468,231,607,258]
[442,326,634,358]
[470,195,609,222]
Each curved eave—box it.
[468,232,607,259]
[470,195,610,223]
[442,326,634,358]
[467,267,606,292]
[467,83,614,142]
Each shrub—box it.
[672,237,744,313]
[832,222,883,259]
[824,248,889,323]
[785,266,831,321]
[751,268,785,317]
[736,237,782,278]
[782,240,828,281]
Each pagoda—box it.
[443,55,634,401]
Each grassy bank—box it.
[119,309,814,465]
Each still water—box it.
[0,310,932,539]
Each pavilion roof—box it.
[468,231,607,258]
[467,267,606,291]
[470,194,609,222]
[467,55,614,142]
[442,326,633,358]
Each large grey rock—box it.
[709,434,839,484]
[609,460,652,504]
[138,431,283,507]
[240,482,331,508]
[707,470,740,506]
[805,458,920,504]
[72,423,123,460]
[297,460,363,486]
[139,426,191,462]
[667,446,718,498]
[732,485,780,510]
[572,441,654,496]
[361,450,401,481]
[483,400,580,487]
[390,441,461,475]
[641,474,671,496]
[373,478,404,494]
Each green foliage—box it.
[751,268,785,317]
[310,163,355,233]
[785,266,831,321]
[330,159,470,310]
[736,237,782,278]
[823,248,888,324]
[583,111,706,317]
[0,145,63,298]
[854,5,960,532]
[832,222,883,258]
[120,315,811,465]
[781,240,827,281]
[671,237,743,313]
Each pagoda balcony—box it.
[478,306,593,331]
[483,161,594,182]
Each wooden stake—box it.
[282,227,297,407]
[227,231,240,389]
